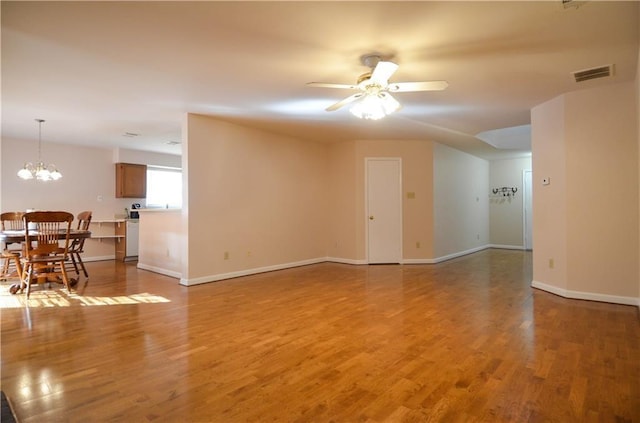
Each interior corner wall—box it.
[489,157,532,248]
[433,143,489,259]
[182,114,329,283]
[533,82,639,303]
[326,140,359,262]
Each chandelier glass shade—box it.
[349,92,400,120]
[17,119,62,181]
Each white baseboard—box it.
[402,258,439,264]
[83,255,116,262]
[137,263,181,279]
[489,244,526,250]
[179,257,327,286]
[531,280,640,307]
[326,257,368,265]
[417,245,491,264]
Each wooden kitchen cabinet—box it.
[116,163,147,198]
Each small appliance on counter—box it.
[129,203,141,219]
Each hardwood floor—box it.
[1,250,638,422]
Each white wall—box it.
[489,157,532,248]
[433,143,489,259]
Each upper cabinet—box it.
[116,163,147,198]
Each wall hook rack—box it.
[492,187,518,197]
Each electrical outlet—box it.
[224,251,229,260]
[416,241,421,249]
[549,258,554,269]
[247,251,252,258]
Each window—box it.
[146,166,182,208]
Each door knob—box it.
[369,216,374,220]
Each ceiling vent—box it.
[572,64,614,83]
[562,0,585,9]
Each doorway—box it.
[366,158,402,263]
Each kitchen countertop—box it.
[137,208,181,213]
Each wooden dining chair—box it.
[20,211,74,298]
[67,210,92,278]
[1,212,25,281]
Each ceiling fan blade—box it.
[370,61,398,84]
[326,93,364,111]
[387,81,449,92]
[307,82,358,90]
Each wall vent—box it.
[572,64,614,83]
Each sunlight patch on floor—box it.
[0,284,170,308]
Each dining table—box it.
[0,229,92,244]
[0,229,92,294]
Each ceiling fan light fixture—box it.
[308,56,446,119]
[349,92,400,120]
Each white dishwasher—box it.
[125,220,139,258]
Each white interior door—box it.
[523,170,533,250]
[366,158,402,264]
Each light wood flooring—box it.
[1,250,639,422]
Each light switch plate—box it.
[542,177,551,185]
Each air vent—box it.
[562,0,585,9]
[572,64,614,83]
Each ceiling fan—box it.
[307,54,448,119]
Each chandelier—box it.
[17,119,62,181]
[349,91,401,120]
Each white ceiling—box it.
[2,1,638,160]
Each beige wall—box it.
[489,157,532,248]
[532,81,639,302]
[326,140,359,262]
[1,138,178,260]
[182,114,329,283]
[565,83,638,298]
[137,209,182,277]
[637,24,640,305]
[532,95,568,290]
[433,143,489,259]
